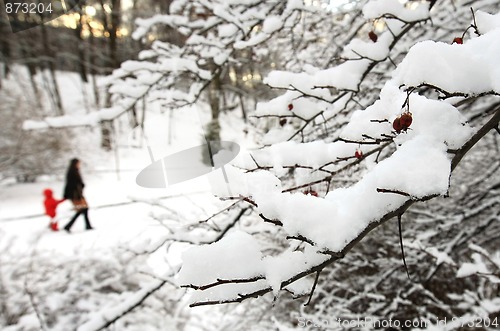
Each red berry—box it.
[393,117,402,133]
[279,118,287,126]
[355,150,363,159]
[400,112,412,129]
[368,31,378,43]
[452,37,463,44]
[304,190,318,197]
[288,103,293,111]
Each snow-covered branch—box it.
[176,7,500,307]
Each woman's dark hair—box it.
[69,158,79,169]
[66,158,80,179]
[64,158,84,200]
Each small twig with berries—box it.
[452,8,481,44]
[469,7,480,36]
[392,94,413,135]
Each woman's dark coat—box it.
[63,168,85,201]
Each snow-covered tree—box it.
[24,0,340,141]
[0,78,72,182]
[169,0,500,319]
[0,231,190,331]
[19,0,500,329]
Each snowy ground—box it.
[0,170,207,255]
[0,67,251,280]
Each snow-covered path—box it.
[0,167,216,254]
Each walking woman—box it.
[62,158,93,232]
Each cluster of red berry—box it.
[452,37,463,44]
[278,103,295,126]
[303,189,318,197]
[392,112,413,133]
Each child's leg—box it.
[50,217,59,231]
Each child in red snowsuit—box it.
[43,189,65,231]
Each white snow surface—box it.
[341,83,473,149]
[262,247,327,295]
[178,230,328,297]
[393,28,500,94]
[456,253,490,278]
[265,59,370,93]
[344,31,392,61]
[250,137,449,252]
[262,16,284,34]
[363,0,430,22]
[252,140,354,168]
[177,231,264,286]
[476,10,500,34]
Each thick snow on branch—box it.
[23,106,130,130]
[265,60,370,94]
[178,10,500,305]
[343,32,392,61]
[133,14,190,40]
[476,11,500,34]
[178,231,264,286]
[363,0,430,22]
[252,137,451,249]
[456,244,500,283]
[77,280,167,331]
[393,28,500,95]
[261,0,433,99]
[251,140,354,169]
[179,83,473,304]
[341,84,473,149]
[178,230,326,300]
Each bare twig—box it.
[398,214,412,280]
[304,270,321,306]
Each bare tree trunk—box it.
[20,44,42,109]
[239,93,247,123]
[100,120,113,151]
[112,121,121,180]
[207,74,222,143]
[0,15,11,84]
[108,0,121,71]
[75,4,88,83]
[86,23,100,107]
[233,74,248,122]
[97,0,122,150]
[40,24,64,115]
[129,105,138,128]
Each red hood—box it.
[43,189,53,198]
